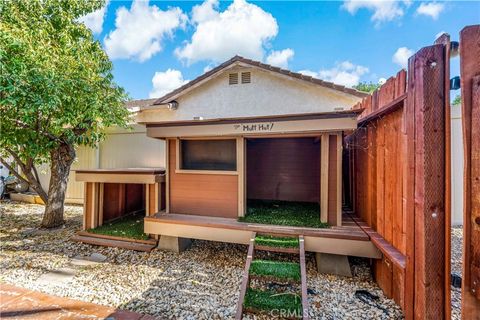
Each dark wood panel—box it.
[246,137,320,202]
[169,140,238,218]
[125,184,144,214]
[327,135,338,225]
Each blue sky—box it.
[79,0,479,99]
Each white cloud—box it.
[392,47,413,68]
[104,0,186,62]
[149,69,188,98]
[416,2,445,20]
[78,1,109,34]
[342,0,410,24]
[175,0,278,65]
[265,49,295,69]
[378,77,387,85]
[299,61,369,87]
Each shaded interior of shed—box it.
[246,137,320,203]
[102,183,145,223]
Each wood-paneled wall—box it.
[246,137,320,203]
[168,139,238,218]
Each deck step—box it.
[71,234,157,252]
[249,260,301,283]
[236,233,309,319]
[254,245,299,254]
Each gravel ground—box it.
[0,200,404,319]
[451,226,463,320]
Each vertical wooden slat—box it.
[404,52,417,320]
[165,138,170,213]
[376,120,385,237]
[434,33,452,319]
[237,137,245,217]
[336,133,343,226]
[459,25,480,317]
[98,183,104,226]
[412,44,446,320]
[83,182,90,230]
[145,183,150,215]
[320,134,329,223]
[154,182,159,213]
[367,124,377,230]
[328,135,338,225]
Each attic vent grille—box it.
[241,72,251,84]
[229,73,238,85]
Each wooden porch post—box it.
[237,137,245,217]
[320,134,329,223]
[336,133,343,226]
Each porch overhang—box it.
[144,110,361,138]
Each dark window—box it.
[180,139,237,171]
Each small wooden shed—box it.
[76,168,165,230]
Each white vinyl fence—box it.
[38,124,165,203]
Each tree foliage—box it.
[0,0,130,226]
[452,95,461,106]
[353,82,381,93]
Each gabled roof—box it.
[153,55,367,105]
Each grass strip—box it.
[244,287,302,318]
[88,214,149,240]
[250,259,301,282]
[255,235,299,248]
[239,200,329,228]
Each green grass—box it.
[239,200,329,228]
[255,235,299,248]
[250,259,301,282]
[87,214,149,240]
[243,288,302,317]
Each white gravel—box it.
[451,226,463,320]
[1,200,404,319]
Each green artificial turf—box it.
[250,259,301,282]
[243,288,302,317]
[87,214,149,240]
[255,235,299,248]
[239,200,329,228]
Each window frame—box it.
[175,138,239,175]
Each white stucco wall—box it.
[137,67,362,123]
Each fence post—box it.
[460,24,480,318]
[410,44,447,319]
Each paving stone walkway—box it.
[0,283,157,320]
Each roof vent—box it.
[241,72,251,84]
[229,73,238,85]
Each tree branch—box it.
[4,148,49,203]
[0,156,30,185]
[11,118,61,143]
[32,164,41,185]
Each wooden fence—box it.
[345,37,451,318]
[459,25,480,318]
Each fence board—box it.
[346,37,450,319]
[460,24,480,317]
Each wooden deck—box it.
[144,213,381,258]
[146,213,368,241]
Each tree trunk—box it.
[41,143,75,228]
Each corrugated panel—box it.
[68,146,97,200]
[99,133,165,169]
